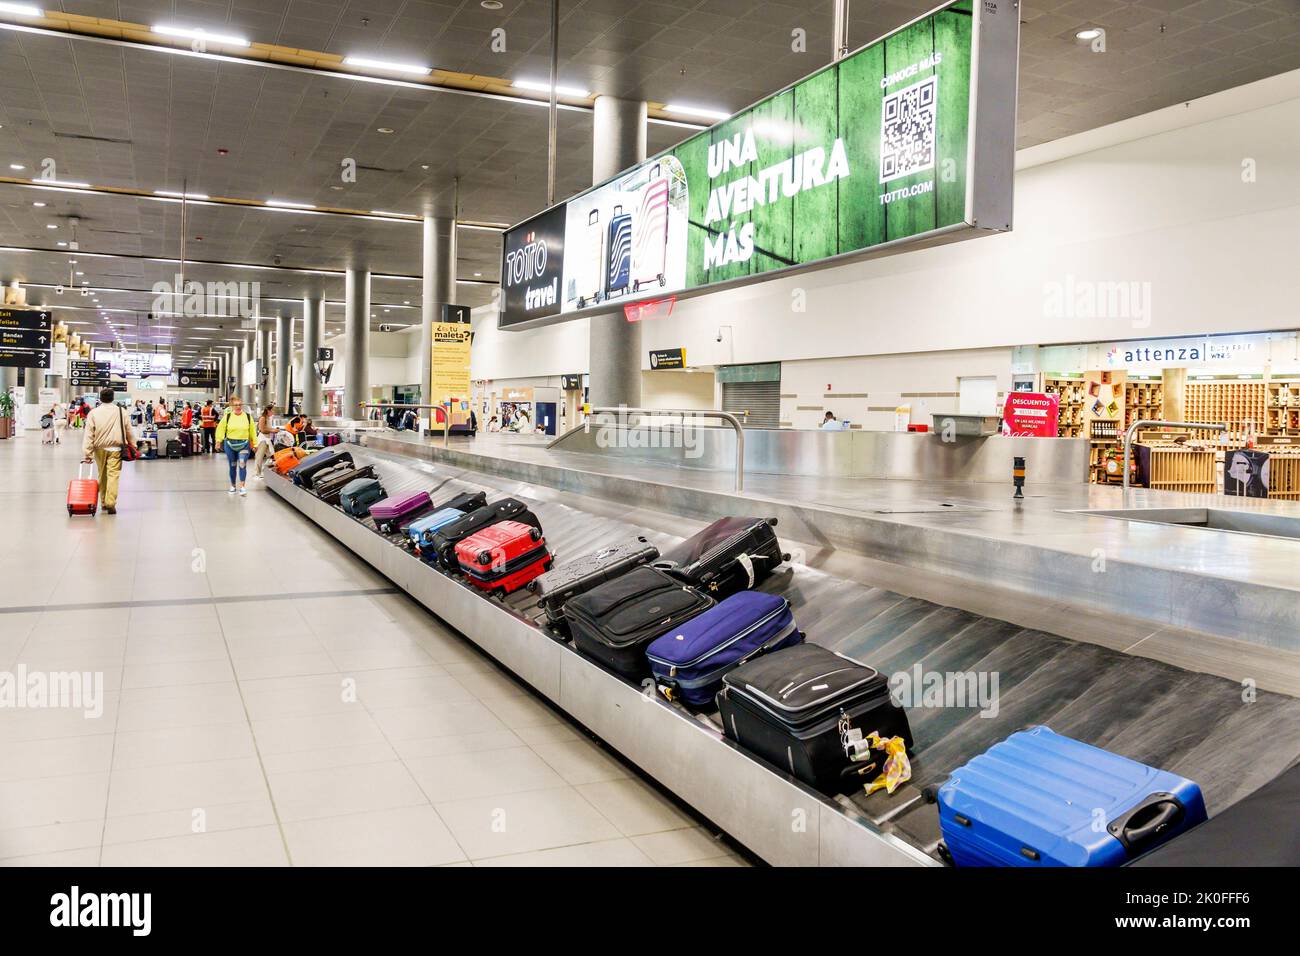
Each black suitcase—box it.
[309,460,354,493]
[530,537,661,630]
[166,439,182,459]
[292,449,353,489]
[717,643,912,795]
[429,498,541,573]
[566,566,714,679]
[654,516,788,599]
[1132,763,1300,867]
[317,465,377,506]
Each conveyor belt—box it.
[285,446,1300,863]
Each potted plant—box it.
[0,389,14,440]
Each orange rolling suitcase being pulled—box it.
[68,461,99,516]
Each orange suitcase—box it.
[273,448,301,475]
[68,461,99,516]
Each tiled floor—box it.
[0,432,747,867]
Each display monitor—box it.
[92,349,173,378]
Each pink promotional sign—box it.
[1002,392,1060,437]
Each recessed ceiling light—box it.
[376,127,395,134]
[46,223,57,229]
[56,241,66,247]
[330,185,344,191]
[343,56,431,76]
[156,190,210,200]
[1076,28,1103,40]
[481,0,503,9]
[265,199,314,209]
[474,272,482,277]
[152,24,250,47]
[34,178,90,188]
[32,201,45,207]
[514,79,591,98]
[663,103,731,121]
[0,2,41,14]
[403,301,410,305]
[420,164,430,171]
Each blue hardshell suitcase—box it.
[937,726,1207,867]
[408,507,466,552]
[647,591,803,706]
[606,205,632,296]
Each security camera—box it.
[716,330,723,343]
[272,254,282,266]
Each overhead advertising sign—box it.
[0,308,52,332]
[430,322,472,400]
[499,0,1016,329]
[649,348,686,370]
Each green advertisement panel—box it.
[501,0,1016,329]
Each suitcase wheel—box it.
[67,505,73,515]
[528,528,542,542]
[476,550,493,566]
[936,841,954,866]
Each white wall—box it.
[640,370,717,410]
[470,68,1300,418]
[321,328,421,390]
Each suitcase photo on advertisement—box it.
[530,537,660,628]
[648,591,804,707]
[370,490,433,535]
[317,465,376,506]
[937,726,1208,868]
[340,477,386,517]
[290,448,352,489]
[67,461,99,516]
[455,520,553,597]
[631,166,669,293]
[566,566,714,680]
[429,498,541,573]
[572,208,604,309]
[717,642,912,796]
[605,204,632,298]
[655,516,787,599]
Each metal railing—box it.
[583,406,746,492]
[359,402,454,449]
[1122,419,1228,491]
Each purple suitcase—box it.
[370,491,434,535]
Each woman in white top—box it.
[52,403,67,444]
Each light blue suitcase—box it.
[406,507,466,553]
[937,726,1207,867]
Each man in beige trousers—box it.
[81,389,137,515]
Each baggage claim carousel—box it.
[268,443,1300,866]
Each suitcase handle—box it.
[79,460,97,480]
[1108,792,1185,854]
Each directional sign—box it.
[0,348,50,369]
[0,309,52,332]
[177,367,219,388]
[0,328,52,350]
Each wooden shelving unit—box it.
[1184,379,1266,447]
[1124,379,1163,430]
[1043,375,1085,438]
[1265,379,1300,436]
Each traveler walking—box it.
[215,395,256,497]
[253,403,276,479]
[200,399,218,453]
[80,387,137,515]
[53,402,67,444]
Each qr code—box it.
[879,75,938,184]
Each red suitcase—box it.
[455,520,552,596]
[68,461,99,516]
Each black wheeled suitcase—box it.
[166,439,182,459]
[429,498,541,573]
[717,643,912,795]
[654,516,788,599]
[565,566,714,679]
[291,449,353,489]
[317,465,377,506]
[530,537,661,630]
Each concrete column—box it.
[275,313,293,412]
[1162,367,1186,422]
[301,297,324,416]
[588,95,647,410]
[344,269,370,421]
[235,343,247,404]
[421,216,456,429]
[24,367,40,406]
[256,321,272,410]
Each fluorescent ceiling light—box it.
[513,79,590,98]
[456,223,505,232]
[32,201,44,207]
[1076,28,1102,40]
[369,210,409,217]
[9,163,25,170]
[33,178,91,188]
[265,199,314,208]
[663,103,731,121]
[343,56,431,76]
[156,190,210,200]
[0,5,42,18]
[152,24,250,47]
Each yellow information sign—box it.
[430,322,471,402]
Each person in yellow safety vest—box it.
[215,396,257,497]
